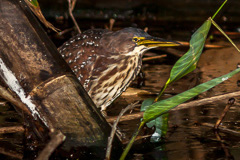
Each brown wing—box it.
[58,29,110,91]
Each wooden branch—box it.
[178,41,227,49]
[0,100,7,106]
[214,98,235,129]
[107,91,240,123]
[0,147,23,159]
[201,123,240,136]
[105,102,139,160]
[68,0,81,33]
[107,111,143,123]
[0,126,24,134]
[0,85,31,115]
[0,0,118,153]
[109,18,115,31]
[36,131,66,160]
[142,55,167,62]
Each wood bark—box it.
[0,0,120,158]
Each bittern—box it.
[58,27,179,111]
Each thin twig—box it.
[214,131,233,159]
[122,134,152,145]
[0,85,31,115]
[0,100,7,106]
[202,123,240,136]
[0,126,24,134]
[68,0,81,33]
[106,91,240,123]
[178,41,226,49]
[214,98,235,129]
[58,28,74,36]
[142,55,167,62]
[0,147,23,159]
[144,27,148,32]
[105,102,139,160]
[24,0,60,32]
[109,18,115,31]
[36,131,66,160]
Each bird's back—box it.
[58,29,142,110]
[58,29,109,89]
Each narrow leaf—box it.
[146,113,169,143]
[144,68,240,123]
[24,0,60,32]
[210,18,240,52]
[155,19,211,101]
[140,98,154,111]
[28,0,39,7]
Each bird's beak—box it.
[138,37,180,48]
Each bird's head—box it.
[101,27,180,56]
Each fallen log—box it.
[0,0,121,158]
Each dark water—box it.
[1,3,240,159]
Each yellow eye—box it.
[133,37,139,42]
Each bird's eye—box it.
[133,38,139,42]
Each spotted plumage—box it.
[58,27,179,110]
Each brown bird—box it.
[58,27,179,111]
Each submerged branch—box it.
[106,102,139,160]
[36,131,66,160]
[0,85,31,115]
[202,123,240,136]
[107,91,240,123]
[0,126,24,134]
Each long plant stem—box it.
[210,18,240,53]
[105,102,139,160]
[155,83,168,102]
[212,0,228,20]
[120,122,145,160]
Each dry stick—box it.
[122,134,152,145]
[178,41,226,49]
[202,123,240,136]
[144,27,148,32]
[214,131,233,159]
[68,0,81,34]
[106,91,240,123]
[0,126,24,134]
[24,0,60,32]
[214,98,235,129]
[105,101,139,160]
[36,131,66,160]
[0,101,7,106]
[109,18,115,31]
[142,55,167,62]
[0,85,31,115]
[58,28,74,36]
[0,147,23,159]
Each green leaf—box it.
[27,0,39,7]
[144,67,240,123]
[146,113,169,143]
[169,19,211,83]
[140,98,154,111]
[155,19,211,101]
